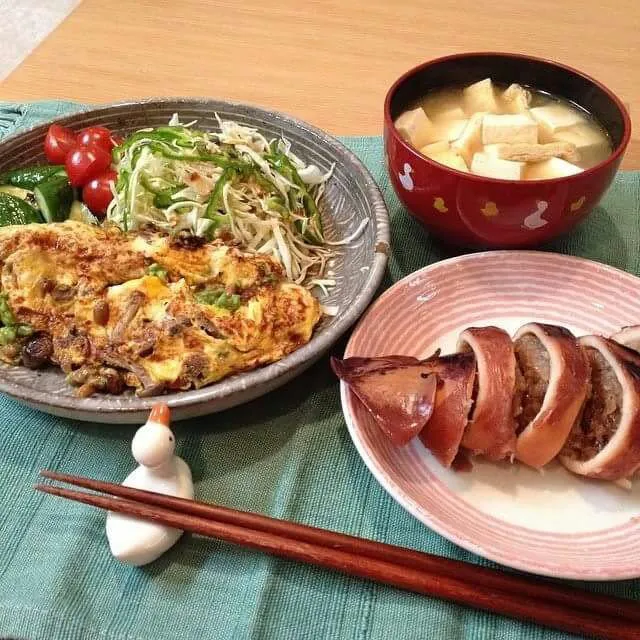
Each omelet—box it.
[0,221,321,396]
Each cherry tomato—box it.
[43,124,77,163]
[65,143,112,187]
[77,126,117,153]
[82,169,117,217]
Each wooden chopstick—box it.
[36,472,640,640]
[39,469,640,623]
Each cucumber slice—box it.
[0,185,39,210]
[0,193,43,226]
[34,174,73,222]
[0,185,33,200]
[0,165,65,189]
[69,201,99,225]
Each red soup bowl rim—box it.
[384,51,632,186]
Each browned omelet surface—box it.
[0,221,321,396]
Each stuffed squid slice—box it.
[513,323,591,469]
[457,326,518,460]
[560,336,640,482]
[612,325,640,354]
[417,353,476,468]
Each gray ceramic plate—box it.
[0,99,389,423]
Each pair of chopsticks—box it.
[37,470,640,640]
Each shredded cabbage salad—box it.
[107,114,363,288]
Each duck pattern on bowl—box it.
[385,127,620,249]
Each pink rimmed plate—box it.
[341,251,640,580]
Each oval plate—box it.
[342,251,640,579]
[0,98,389,423]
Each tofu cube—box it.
[419,140,450,156]
[524,157,583,180]
[463,78,500,115]
[422,94,466,121]
[452,113,485,165]
[483,144,502,157]
[433,118,468,142]
[435,106,467,121]
[482,114,538,145]
[553,124,610,167]
[471,152,525,180]
[530,104,586,141]
[500,84,531,114]
[394,107,436,148]
[430,150,468,172]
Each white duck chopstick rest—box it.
[105,403,194,566]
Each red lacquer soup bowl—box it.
[384,52,631,248]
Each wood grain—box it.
[1,0,638,167]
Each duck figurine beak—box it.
[149,402,171,426]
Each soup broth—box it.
[394,78,612,180]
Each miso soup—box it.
[394,78,612,180]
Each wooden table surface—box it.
[2,0,638,167]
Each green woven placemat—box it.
[0,101,638,640]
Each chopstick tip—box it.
[34,483,58,495]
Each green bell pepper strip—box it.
[139,174,176,196]
[215,292,241,311]
[249,170,277,195]
[114,128,233,167]
[264,195,288,216]
[266,152,323,244]
[205,167,236,220]
[195,288,241,312]
[146,263,169,281]
[194,288,224,305]
[121,142,230,166]
[147,143,231,165]
[148,184,187,209]
[203,163,257,232]
[205,163,279,222]
[112,128,191,159]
